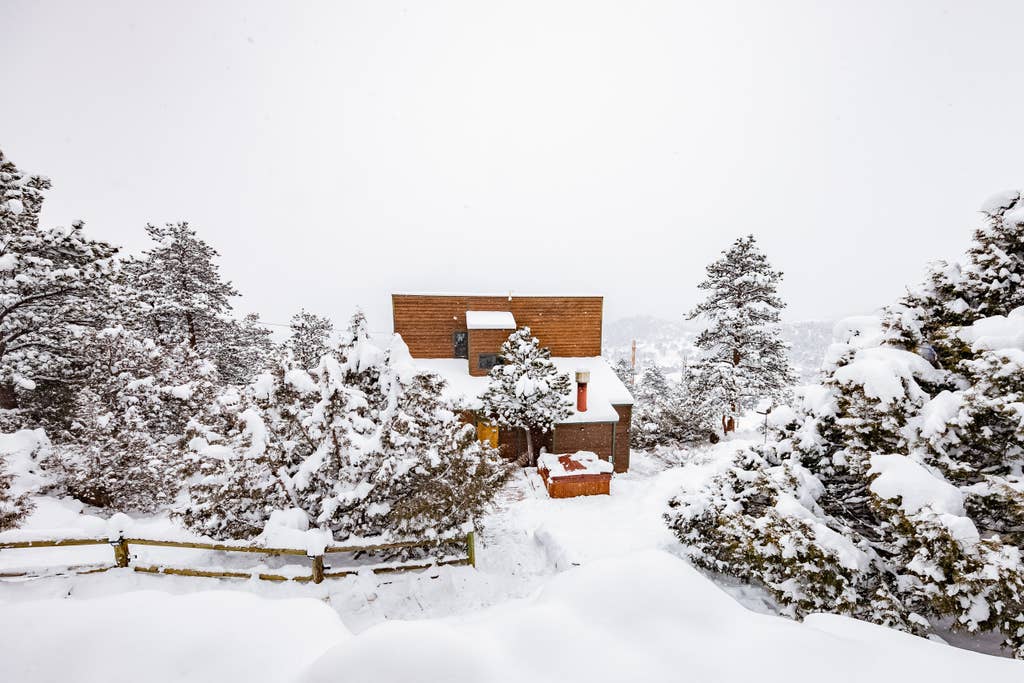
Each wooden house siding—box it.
[612,404,632,473]
[552,422,615,463]
[467,328,511,376]
[392,294,603,358]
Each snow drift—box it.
[300,551,1021,683]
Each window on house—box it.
[453,331,468,359]
[478,353,501,370]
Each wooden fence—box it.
[0,531,476,584]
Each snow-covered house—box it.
[392,293,635,472]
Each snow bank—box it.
[258,508,333,555]
[0,590,349,683]
[300,551,1023,683]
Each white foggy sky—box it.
[2,1,1023,331]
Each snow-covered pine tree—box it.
[180,311,510,542]
[480,327,572,466]
[962,191,1024,319]
[286,309,334,370]
[667,195,1024,657]
[674,362,718,443]
[123,222,240,369]
[348,370,510,540]
[630,363,716,449]
[214,313,277,385]
[178,358,312,539]
[882,261,974,368]
[884,192,1024,371]
[611,357,634,388]
[688,235,794,433]
[631,365,671,449]
[665,441,912,631]
[0,149,118,412]
[45,326,219,512]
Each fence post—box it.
[311,555,324,584]
[466,531,476,568]
[112,538,130,568]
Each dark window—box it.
[478,353,501,370]
[453,331,468,359]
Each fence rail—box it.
[0,531,476,584]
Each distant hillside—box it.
[603,315,833,383]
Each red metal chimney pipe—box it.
[575,370,590,412]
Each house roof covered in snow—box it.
[465,310,517,330]
[410,355,634,424]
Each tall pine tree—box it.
[124,221,239,360]
[688,235,794,433]
[0,149,118,412]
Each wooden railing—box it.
[0,531,476,583]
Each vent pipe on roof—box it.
[575,370,590,412]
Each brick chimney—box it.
[575,370,590,412]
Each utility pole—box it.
[630,339,637,387]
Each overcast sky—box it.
[3,1,1023,332]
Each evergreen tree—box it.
[480,327,572,466]
[882,261,973,368]
[667,196,1024,657]
[631,363,724,449]
[124,221,239,364]
[631,365,672,449]
[286,309,334,369]
[345,370,510,539]
[179,312,509,541]
[0,149,118,411]
[610,357,634,388]
[688,235,794,433]
[963,191,1024,318]
[214,313,277,385]
[44,326,219,512]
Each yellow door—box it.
[477,421,499,448]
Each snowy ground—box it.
[2,439,1023,682]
